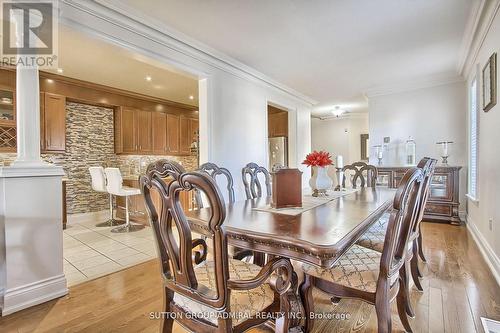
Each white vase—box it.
[309,166,333,192]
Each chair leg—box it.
[417,226,427,263]
[95,194,124,227]
[410,251,424,292]
[375,286,392,333]
[400,263,415,317]
[111,196,144,233]
[396,280,413,332]
[162,288,174,333]
[299,275,315,333]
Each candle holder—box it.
[334,167,343,191]
[436,141,453,165]
[374,145,384,165]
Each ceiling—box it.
[116,0,476,117]
[54,26,199,106]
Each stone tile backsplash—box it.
[0,101,197,214]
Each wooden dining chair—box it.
[140,160,295,333]
[195,162,235,208]
[300,167,424,333]
[354,157,436,318]
[242,162,272,199]
[342,161,378,188]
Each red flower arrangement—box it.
[302,150,333,167]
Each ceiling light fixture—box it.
[145,75,152,81]
[46,79,54,83]
[332,106,346,117]
[189,95,194,100]
[56,68,63,74]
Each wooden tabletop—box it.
[186,187,396,268]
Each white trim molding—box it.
[364,73,464,98]
[60,0,317,107]
[461,0,500,77]
[2,275,68,316]
[466,216,500,287]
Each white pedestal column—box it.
[0,12,66,316]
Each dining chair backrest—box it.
[342,161,378,188]
[413,157,437,233]
[104,168,124,196]
[195,162,235,208]
[378,167,424,284]
[242,162,271,199]
[140,160,230,310]
[89,166,107,192]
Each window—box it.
[468,76,479,200]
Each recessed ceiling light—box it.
[145,75,152,81]
[189,95,194,100]
[56,68,63,73]
[46,79,54,83]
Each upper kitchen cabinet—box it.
[152,111,167,154]
[268,107,288,137]
[179,116,191,154]
[115,107,152,154]
[166,113,180,154]
[0,89,16,152]
[136,110,152,153]
[41,92,66,153]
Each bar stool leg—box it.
[95,194,125,227]
[111,195,145,233]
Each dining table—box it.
[185,187,396,330]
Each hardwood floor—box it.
[1,222,499,332]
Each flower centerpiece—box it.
[302,150,334,196]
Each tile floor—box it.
[63,220,158,286]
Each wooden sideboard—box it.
[375,165,462,225]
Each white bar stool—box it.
[104,167,145,233]
[89,166,124,227]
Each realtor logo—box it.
[1,1,58,68]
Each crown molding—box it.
[462,0,500,77]
[59,0,317,107]
[364,73,464,98]
[457,0,486,74]
[314,112,368,121]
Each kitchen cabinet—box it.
[180,116,191,154]
[268,110,288,137]
[152,111,167,154]
[166,113,180,154]
[41,92,66,152]
[376,166,462,225]
[136,110,152,153]
[115,107,198,156]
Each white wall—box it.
[368,81,468,212]
[60,2,313,201]
[465,1,500,283]
[311,114,369,182]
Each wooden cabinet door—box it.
[42,93,66,152]
[268,111,288,137]
[179,116,191,154]
[152,112,167,154]
[190,118,199,145]
[121,107,137,153]
[136,110,152,153]
[166,114,180,154]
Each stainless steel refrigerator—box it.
[268,136,288,171]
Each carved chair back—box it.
[378,167,424,284]
[140,160,230,310]
[195,162,235,208]
[242,162,272,199]
[413,157,437,234]
[342,161,378,188]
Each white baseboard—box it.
[1,275,68,316]
[466,216,500,287]
[67,210,108,225]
